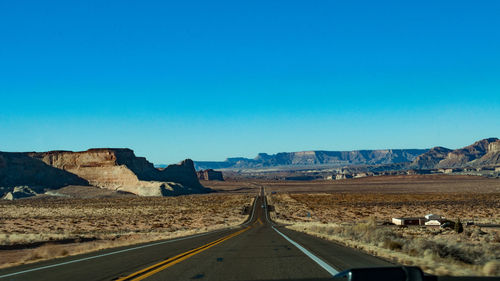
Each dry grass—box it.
[200,180,261,193]
[264,174,500,194]
[285,221,500,276]
[267,176,500,277]
[0,194,253,268]
[269,193,500,224]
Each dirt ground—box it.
[262,174,500,193]
[0,193,253,268]
[262,175,500,276]
[204,174,500,194]
[1,175,498,273]
[269,192,500,224]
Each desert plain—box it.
[1,174,499,276]
[0,189,253,269]
[205,174,500,276]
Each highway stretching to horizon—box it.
[0,188,394,281]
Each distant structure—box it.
[392,217,426,226]
[335,174,353,180]
[424,220,442,227]
[197,169,224,181]
[392,214,444,226]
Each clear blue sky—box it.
[1,1,499,164]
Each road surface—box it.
[0,193,393,281]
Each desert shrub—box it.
[384,239,403,250]
[454,218,464,234]
[483,260,500,276]
[409,238,488,265]
[493,232,500,243]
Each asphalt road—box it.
[0,193,394,281]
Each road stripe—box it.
[262,188,338,276]
[116,226,251,281]
[0,229,230,280]
[272,226,339,276]
[0,196,260,280]
[244,195,258,226]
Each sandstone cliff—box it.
[0,152,89,197]
[469,139,500,166]
[410,147,453,169]
[29,149,209,196]
[1,149,210,198]
[410,138,500,169]
[197,169,224,181]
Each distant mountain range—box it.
[410,138,500,169]
[193,149,429,170]
[190,138,500,171]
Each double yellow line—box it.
[116,226,251,281]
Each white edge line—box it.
[0,195,260,279]
[264,192,271,223]
[0,230,227,279]
[263,187,338,276]
[244,195,258,226]
[272,226,339,276]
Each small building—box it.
[425,214,442,220]
[440,168,463,174]
[407,169,433,175]
[425,220,442,227]
[336,174,353,180]
[495,166,500,172]
[353,173,368,178]
[392,217,425,226]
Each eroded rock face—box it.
[197,169,224,181]
[410,147,453,169]
[437,138,496,168]
[29,149,150,192]
[1,149,210,197]
[410,138,500,169]
[488,140,500,153]
[31,149,210,196]
[2,186,37,200]
[195,149,429,169]
[0,152,90,197]
[472,140,500,166]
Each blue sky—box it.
[1,1,499,163]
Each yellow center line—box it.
[116,226,251,281]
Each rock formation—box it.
[410,147,453,169]
[197,169,224,181]
[410,138,500,169]
[193,149,429,170]
[0,152,89,197]
[469,139,500,166]
[2,186,38,200]
[1,149,210,198]
[437,138,496,168]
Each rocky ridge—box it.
[1,149,209,198]
[0,152,89,198]
[194,149,429,170]
[410,138,500,169]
